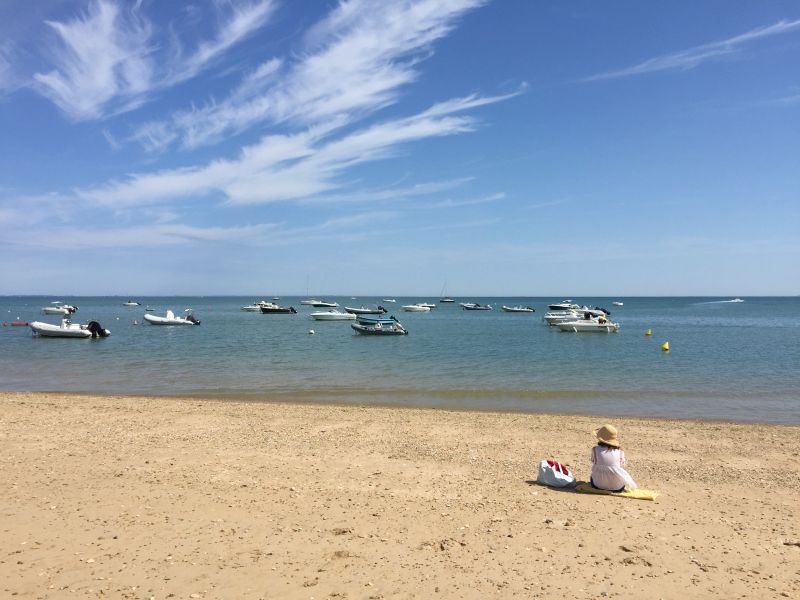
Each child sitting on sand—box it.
[590,424,638,491]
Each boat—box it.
[542,310,581,325]
[30,319,110,338]
[42,303,77,315]
[612,301,624,306]
[439,283,455,303]
[417,302,436,309]
[440,297,455,303]
[501,305,535,313]
[300,299,338,308]
[240,304,262,312]
[123,301,141,306]
[310,310,356,321]
[382,298,396,303]
[401,304,432,312]
[462,303,492,311]
[556,315,619,333]
[143,309,201,325]
[548,300,581,311]
[351,314,408,335]
[344,305,387,315]
[259,303,297,314]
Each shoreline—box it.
[7,388,799,427]
[2,392,799,599]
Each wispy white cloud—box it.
[132,0,488,151]
[79,92,513,207]
[583,18,800,82]
[298,177,474,205]
[31,0,276,120]
[423,192,505,209]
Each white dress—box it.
[590,445,637,491]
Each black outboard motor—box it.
[289,307,297,314]
[86,321,110,338]
[378,305,387,313]
[185,314,201,325]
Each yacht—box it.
[259,303,297,314]
[556,315,619,333]
[300,299,338,308]
[548,300,581,311]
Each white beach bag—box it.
[537,459,576,488]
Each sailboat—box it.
[439,282,455,303]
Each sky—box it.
[0,0,798,296]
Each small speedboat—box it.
[548,300,580,311]
[351,315,408,335]
[439,297,455,303]
[344,305,387,315]
[259,303,297,314]
[557,316,619,333]
[501,305,535,313]
[300,299,338,307]
[123,301,141,306]
[311,310,356,321]
[402,304,431,312]
[382,298,396,303]
[42,303,77,315]
[462,303,492,311]
[30,319,110,338]
[144,310,201,325]
[612,301,624,306]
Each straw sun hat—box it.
[595,424,620,448]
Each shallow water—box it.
[1,296,798,423]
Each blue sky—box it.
[1,0,798,296]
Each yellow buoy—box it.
[661,341,670,352]
[645,329,652,336]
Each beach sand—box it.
[1,393,798,599]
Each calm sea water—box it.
[1,296,798,423]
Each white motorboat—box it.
[382,298,396,303]
[351,314,408,335]
[501,305,535,313]
[300,299,338,307]
[548,300,581,311]
[123,301,141,306]
[143,309,201,326]
[42,303,77,315]
[462,303,492,311]
[557,317,619,333]
[344,305,387,315]
[543,310,581,325]
[30,319,110,338]
[310,310,356,321]
[240,304,262,312]
[402,304,432,312]
[612,301,624,306]
[417,302,436,309]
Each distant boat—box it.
[123,300,141,306]
[402,304,431,312]
[440,297,455,303]
[557,315,619,333]
[144,309,200,326]
[612,301,624,306]
[548,300,580,311]
[501,305,535,313]
[301,299,338,307]
[462,303,492,311]
[351,314,408,335]
[311,310,356,321]
[240,304,262,312]
[382,298,396,303]
[42,303,77,315]
[439,282,455,303]
[260,303,297,314]
[344,305,387,315]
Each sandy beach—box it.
[1,392,798,599]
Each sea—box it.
[1,296,798,424]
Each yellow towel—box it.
[575,482,659,501]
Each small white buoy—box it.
[308,329,315,335]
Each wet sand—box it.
[1,392,798,599]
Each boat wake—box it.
[695,298,745,305]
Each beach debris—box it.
[783,540,800,547]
